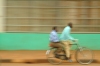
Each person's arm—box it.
[67,28,74,40]
[49,32,59,42]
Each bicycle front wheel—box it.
[46,48,63,65]
[76,47,93,65]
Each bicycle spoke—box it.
[76,47,93,65]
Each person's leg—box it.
[61,41,71,58]
[50,42,62,53]
[56,43,63,52]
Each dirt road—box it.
[1,63,100,66]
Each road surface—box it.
[1,63,100,66]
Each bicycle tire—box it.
[46,48,63,65]
[76,47,93,65]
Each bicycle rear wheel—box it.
[46,48,63,65]
[76,47,93,65]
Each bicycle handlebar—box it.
[73,39,78,42]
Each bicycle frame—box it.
[70,41,82,50]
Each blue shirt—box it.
[49,30,59,42]
[60,26,74,41]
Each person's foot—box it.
[66,56,73,62]
[68,59,73,62]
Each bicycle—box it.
[46,39,94,65]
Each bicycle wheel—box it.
[46,48,63,65]
[76,47,93,65]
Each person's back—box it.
[49,30,59,42]
[60,26,74,41]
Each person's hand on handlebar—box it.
[72,39,78,42]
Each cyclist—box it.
[60,22,75,62]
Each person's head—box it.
[68,22,73,28]
[52,26,58,32]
